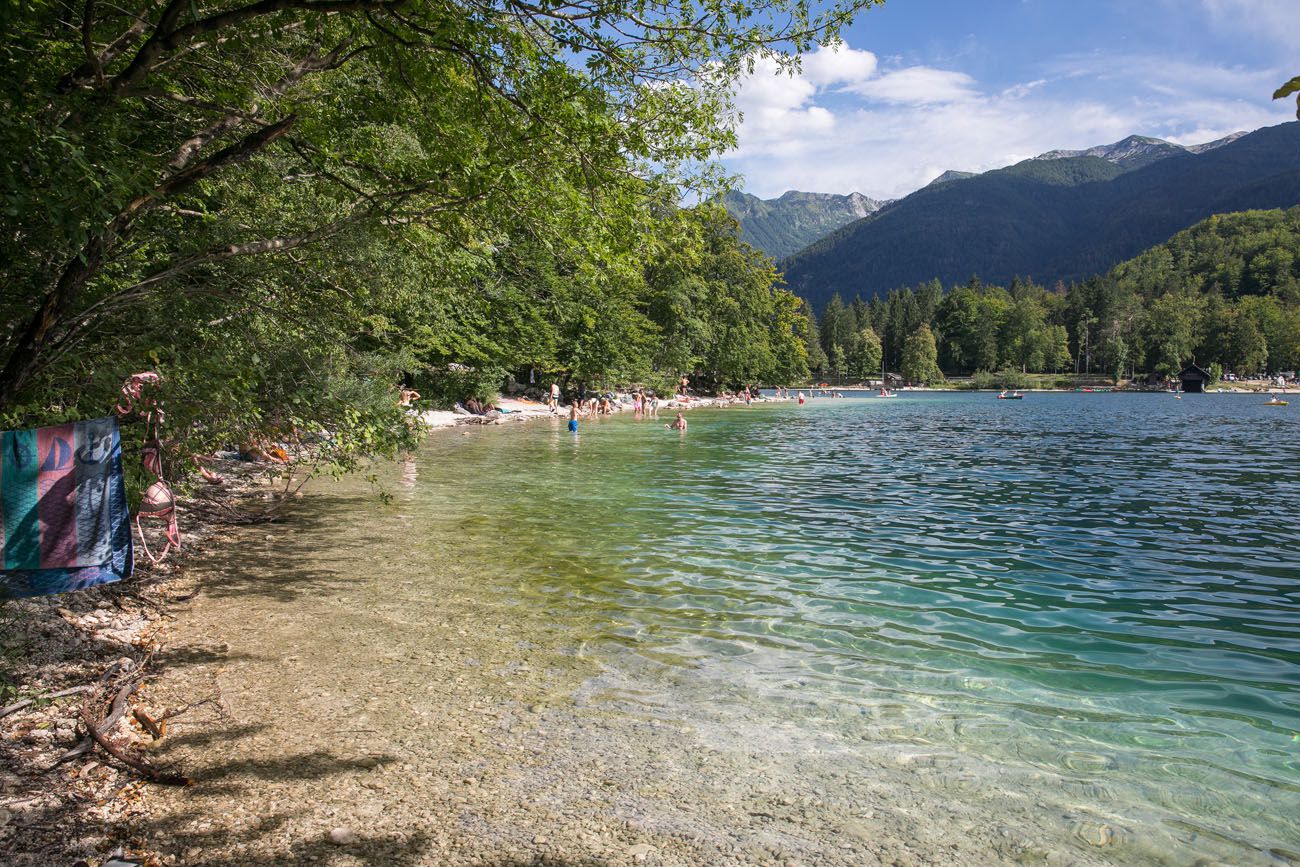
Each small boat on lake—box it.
[1265,395,1289,406]
[997,391,1024,400]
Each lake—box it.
[162,391,1300,864]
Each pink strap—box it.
[118,372,181,562]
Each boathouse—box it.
[1177,364,1213,393]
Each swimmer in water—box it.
[667,412,687,431]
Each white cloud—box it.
[799,45,878,87]
[725,43,1294,201]
[1198,0,1300,51]
[848,67,978,105]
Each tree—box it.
[1043,324,1072,373]
[799,299,828,377]
[0,0,879,418]
[1143,293,1203,376]
[820,294,847,361]
[769,290,811,385]
[1002,294,1047,371]
[901,324,942,385]
[1225,312,1269,375]
[830,344,848,378]
[1276,75,1300,119]
[848,326,883,380]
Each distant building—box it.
[1177,364,1213,393]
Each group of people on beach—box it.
[542,378,821,435]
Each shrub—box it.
[418,364,508,409]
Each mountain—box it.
[720,190,884,260]
[1185,131,1249,154]
[1035,134,1189,169]
[925,170,977,188]
[1034,132,1247,169]
[780,122,1300,310]
[920,132,1250,193]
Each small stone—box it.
[533,835,548,845]
[329,827,355,845]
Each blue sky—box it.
[724,0,1298,199]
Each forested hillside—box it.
[801,208,1300,384]
[782,122,1300,309]
[721,190,882,260]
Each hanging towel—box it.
[0,417,133,599]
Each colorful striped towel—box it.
[0,417,133,599]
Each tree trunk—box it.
[0,237,108,410]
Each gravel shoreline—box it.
[0,394,774,866]
[3,394,1171,866]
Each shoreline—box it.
[3,389,1289,865]
[0,390,782,865]
[0,458,307,865]
[116,418,1130,867]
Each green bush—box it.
[971,368,1029,389]
[418,364,508,409]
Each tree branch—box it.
[110,0,400,96]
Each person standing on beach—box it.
[568,401,579,433]
[549,381,560,412]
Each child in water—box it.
[568,401,579,433]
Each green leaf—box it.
[1275,75,1300,119]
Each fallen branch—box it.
[133,707,165,740]
[78,707,191,786]
[159,694,223,721]
[0,685,95,720]
[54,672,141,764]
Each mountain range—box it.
[719,190,884,260]
[778,122,1300,310]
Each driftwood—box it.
[78,706,190,786]
[54,678,140,764]
[0,685,94,720]
[132,707,165,740]
[61,663,191,785]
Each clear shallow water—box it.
[383,393,1299,861]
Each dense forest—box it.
[0,0,876,472]
[781,122,1300,309]
[803,207,1300,385]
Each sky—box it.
[723,0,1299,200]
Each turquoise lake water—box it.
[386,392,1300,861]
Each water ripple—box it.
[410,393,1300,860]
